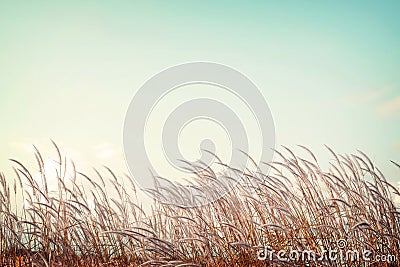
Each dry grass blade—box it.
[0,144,399,266]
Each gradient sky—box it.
[0,1,399,199]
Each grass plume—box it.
[0,143,399,266]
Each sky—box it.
[0,1,399,205]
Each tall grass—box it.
[0,143,399,266]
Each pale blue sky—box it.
[0,1,399,190]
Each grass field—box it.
[1,144,399,266]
